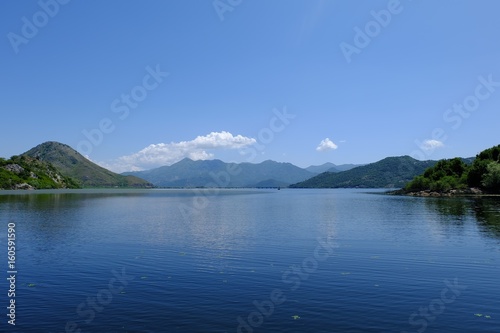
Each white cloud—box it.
[98,131,256,173]
[420,139,444,151]
[316,138,338,152]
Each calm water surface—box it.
[0,189,499,332]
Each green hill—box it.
[305,162,364,174]
[404,145,500,194]
[23,142,152,188]
[290,156,437,188]
[0,155,80,190]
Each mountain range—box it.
[291,156,475,188]
[0,141,477,190]
[291,156,437,188]
[123,158,316,188]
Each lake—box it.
[0,188,499,332]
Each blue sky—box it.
[1,0,499,172]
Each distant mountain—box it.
[124,158,315,187]
[290,156,438,188]
[306,163,339,174]
[23,142,152,188]
[0,155,80,190]
[306,162,364,174]
[329,163,365,172]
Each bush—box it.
[406,158,468,192]
[482,162,500,193]
[405,175,430,192]
[467,159,489,188]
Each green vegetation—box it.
[0,141,152,190]
[405,158,468,192]
[23,142,152,188]
[0,155,80,190]
[482,162,500,191]
[405,145,500,194]
[467,145,500,189]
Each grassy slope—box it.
[0,155,80,189]
[23,141,151,188]
[291,156,437,188]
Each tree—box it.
[406,158,468,192]
[405,175,430,192]
[482,162,500,193]
[467,145,500,187]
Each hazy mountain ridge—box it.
[125,156,478,189]
[124,158,316,187]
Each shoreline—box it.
[388,188,500,198]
